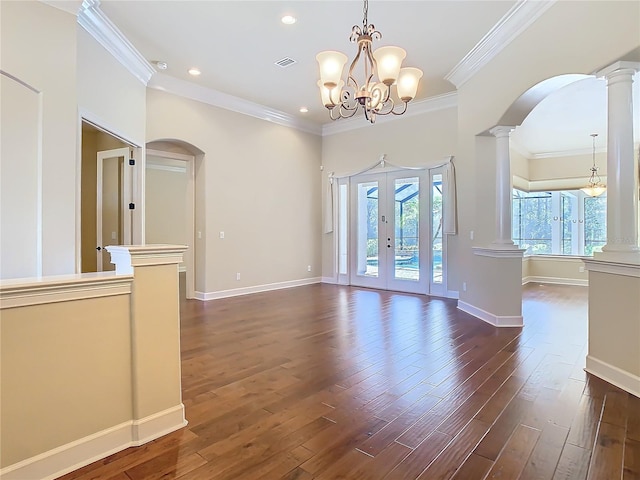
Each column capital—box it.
[597,61,640,79]
[489,126,515,138]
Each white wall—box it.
[146,89,322,295]
[0,1,77,277]
[76,27,146,146]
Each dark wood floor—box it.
[59,283,639,480]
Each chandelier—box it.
[316,0,423,124]
[580,133,606,197]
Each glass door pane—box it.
[393,177,419,282]
[432,174,443,285]
[350,176,385,290]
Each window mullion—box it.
[551,192,561,254]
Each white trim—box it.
[585,355,640,398]
[77,0,155,85]
[321,276,338,284]
[146,148,195,163]
[0,405,186,480]
[457,300,524,327]
[583,258,640,278]
[0,273,132,309]
[530,145,608,160]
[179,265,187,273]
[445,0,557,88]
[446,290,460,300]
[145,162,187,173]
[195,277,322,301]
[522,276,588,287]
[473,246,526,258]
[131,404,187,444]
[148,73,321,136]
[106,244,187,275]
[321,92,457,137]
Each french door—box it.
[348,169,444,294]
[344,168,446,296]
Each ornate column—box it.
[489,126,517,247]
[597,62,640,259]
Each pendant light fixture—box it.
[580,133,606,197]
[316,0,423,124]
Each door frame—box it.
[335,163,449,296]
[96,147,131,271]
[348,169,430,294]
[146,148,196,299]
[77,113,143,274]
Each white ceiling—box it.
[46,0,640,156]
[98,0,515,126]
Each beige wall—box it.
[1,1,77,276]
[529,151,607,184]
[146,89,323,294]
[456,0,639,310]
[1,295,133,467]
[320,107,458,285]
[145,158,189,249]
[524,256,588,284]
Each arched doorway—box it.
[145,139,204,299]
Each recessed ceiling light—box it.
[281,15,296,25]
[299,107,309,113]
[188,68,201,76]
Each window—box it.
[512,189,606,256]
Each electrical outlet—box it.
[307,265,312,272]
[579,266,585,273]
[462,282,467,292]
[198,231,202,239]
[236,272,240,281]
[470,230,474,240]
[219,231,225,239]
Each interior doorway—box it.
[145,143,196,299]
[80,121,134,273]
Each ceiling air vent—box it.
[275,57,296,68]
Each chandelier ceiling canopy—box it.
[316,0,423,124]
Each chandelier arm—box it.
[347,46,365,90]
[390,101,409,116]
[339,104,359,119]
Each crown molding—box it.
[321,92,458,137]
[445,0,556,88]
[148,73,322,136]
[78,0,155,85]
[529,145,608,160]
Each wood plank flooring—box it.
[58,283,639,480]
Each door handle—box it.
[96,246,102,251]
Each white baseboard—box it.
[132,404,187,445]
[0,404,186,480]
[585,355,640,398]
[321,276,338,284]
[457,300,524,327]
[522,276,588,287]
[446,290,459,300]
[194,277,322,301]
